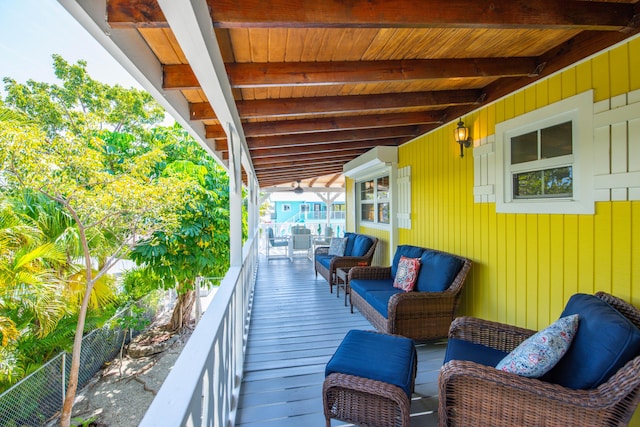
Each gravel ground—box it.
[67,327,191,427]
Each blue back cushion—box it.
[542,293,640,389]
[351,235,374,257]
[325,330,416,398]
[343,232,357,256]
[415,250,463,292]
[444,338,508,367]
[391,245,425,278]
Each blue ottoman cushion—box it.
[444,338,509,367]
[325,330,416,398]
[543,293,640,389]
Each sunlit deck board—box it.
[235,257,446,427]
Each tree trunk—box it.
[165,290,196,332]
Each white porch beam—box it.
[156,0,255,178]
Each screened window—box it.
[359,176,390,224]
[510,121,573,199]
[494,90,594,214]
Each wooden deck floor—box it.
[236,256,447,427]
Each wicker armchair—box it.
[314,233,378,293]
[438,292,640,427]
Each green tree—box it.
[1,58,188,427]
[130,143,233,331]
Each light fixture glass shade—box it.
[455,121,469,143]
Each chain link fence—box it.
[0,291,174,427]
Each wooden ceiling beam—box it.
[258,166,345,182]
[247,126,418,149]
[227,58,539,87]
[254,154,363,170]
[107,0,167,28]
[238,112,443,137]
[255,159,349,172]
[249,137,403,158]
[163,58,538,89]
[251,150,366,167]
[107,0,637,31]
[208,0,636,31]
[190,90,482,120]
[205,125,226,139]
[205,112,441,140]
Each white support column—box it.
[227,125,243,267]
[248,171,259,239]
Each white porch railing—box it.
[139,234,258,427]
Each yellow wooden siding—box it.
[399,39,640,326]
[357,226,390,266]
[399,39,640,423]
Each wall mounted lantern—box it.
[454,119,472,158]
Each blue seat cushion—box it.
[443,338,509,367]
[351,235,374,257]
[349,278,393,296]
[542,293,640,389]
[416,250,463,292]
[315,254,334,270]
[325,330,416,398]
[391,245,425,278]
[365,289,403,318]
[343,232,357,256]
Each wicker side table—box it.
[323,330,417,427]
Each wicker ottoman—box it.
[323,330,417,427]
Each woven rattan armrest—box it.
[448,316,536,353]
[439,357,640,426]
[348,266,392,281]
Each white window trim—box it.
[495,90,595,214]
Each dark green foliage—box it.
[121,267,161,301]
[130,138,235,293]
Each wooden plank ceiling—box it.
[108,0,640,189]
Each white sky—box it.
[0,0,141,92]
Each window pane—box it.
[378,202,390,224]
[360,181,374,201]
[513,166,572,199]
[361,204,374,222]
[543,166,573,196]
[377,176,389,199]
[541,121,572,159]
[511,131,538,164]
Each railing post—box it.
[195,276,202,321]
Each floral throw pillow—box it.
[327,237,347,256]
[495,314,579,378]
[392,256,421,292]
